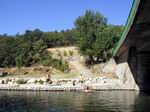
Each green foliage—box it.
[34,80,38,83]
[6,78,11,83]
[44,29,77,48]
[0,28,77,68]
[39,79,44,84]
[16,79,27,84]
[57,51,62,57]
[0,37,20,67]
[75,10,123,65]
[0,29,48,67]
[63,51,68,56]
[16,56,23,69]
[93,26,122,62]
[69,51,74,56]
[58,58,69,72]
[1,80,5,84]
[40,55,69,72]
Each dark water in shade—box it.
[0,91,149,112]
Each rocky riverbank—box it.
[0,77,127,91]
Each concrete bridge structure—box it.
[113,0,150,91]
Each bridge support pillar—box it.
[115,46,150,91]
[116,62,139,90]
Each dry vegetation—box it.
[0,46,116,79]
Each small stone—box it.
[7,82,13,85]
[27,79,36,84]
[0,72,4,77]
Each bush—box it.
[58,59,69,72]
[2,80,5,84]
[16,79,27,84]
[6,78,11,83]
[57,51,61,57]
[41,57,69,72]
[41,59,53,67]
[63,51,68,56]
[15,56,23,69]
[33,67,43,72]
[69,51,74,56]
[39,79,44,84]
[34,80,38,83]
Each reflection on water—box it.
[0,90,149,112]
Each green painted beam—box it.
[113,0,141,56]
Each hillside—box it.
[0,46,116,79]
[48,46,116,78]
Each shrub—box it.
[63,51,68,56]
[33,67,43,72]
[15,56,23,69]
[39,79,44,84]
[48,51,53,56]
[69,51,74,56]
[57,51,61,57]
[16,79,27,84]
[40,54,69,72]
[41,59,53,67]
[41,58,69,72]
[58,60,69,72]
[3,72,8,76]
[2,80,5,84]
[6,78,11,83]
[34,80,38,83]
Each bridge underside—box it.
[114,0,150,91]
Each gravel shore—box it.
[0,77,125,91]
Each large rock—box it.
[0,80,3,84]
[0,72,4,77]
[27,79,36,84]
[102,59,116,74]
[7,82,13,85]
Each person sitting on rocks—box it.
[80,74,84,83]
[73,80,76,86]
[45,74,52,84]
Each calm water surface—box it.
[0,91,149,112]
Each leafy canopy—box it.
[74,10,123,65]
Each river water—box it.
[0,91,149,112]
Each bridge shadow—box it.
[117,46,150,92]
[134,91,150,111]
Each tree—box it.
[0,36,20,67]
[75,10,122,65]
[74,10,107,64]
